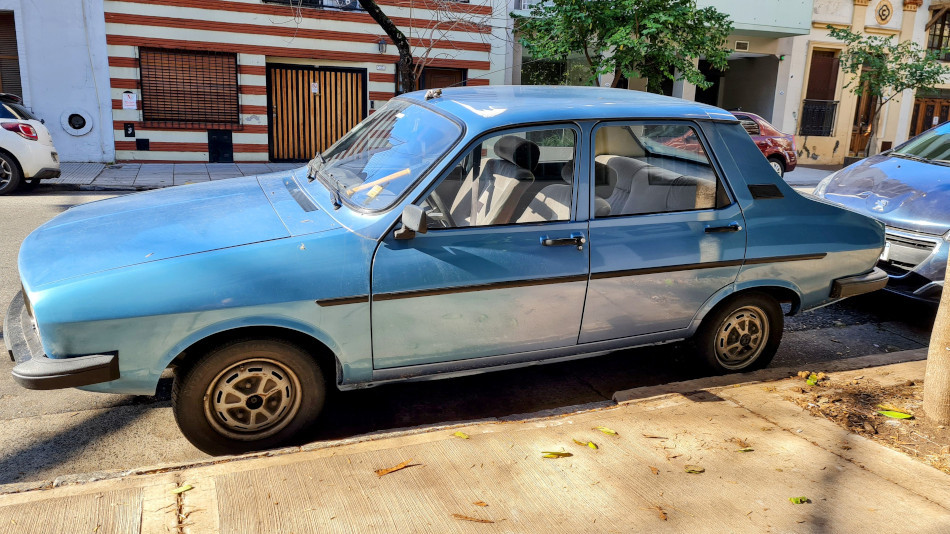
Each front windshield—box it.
[310,99,461,210]
[894,122,950,162]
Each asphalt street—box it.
[0,185,935,489]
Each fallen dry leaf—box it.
[170,484,193,494]
[595,426,618,436]
[453,431,470,439]
[541,450,573,459]
[684,465,705,474]
[375,459,415,477]
[654,506,668,521]
[473,501,488,507]
[649,466,659,475]
[452,514,494,524]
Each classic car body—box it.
[813,121,950,303]
[5,87,887,453]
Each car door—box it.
[580,121,746,343]
[371,125,590,369]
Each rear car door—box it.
[580,121,747,343]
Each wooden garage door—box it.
[267,64,367,162]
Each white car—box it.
[0,93,59,195]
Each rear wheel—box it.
[693,292,783,374]
[768,156,785,177]
[172,339,326,455]
[0,152,21,195]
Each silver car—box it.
[814,122,950,302]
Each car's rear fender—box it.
[686,280,803,335]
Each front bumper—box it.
[830,267,889,299]
[4,292,119,390]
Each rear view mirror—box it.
[394,204,427,240]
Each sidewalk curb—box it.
[613,348,928,402]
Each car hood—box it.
[20,177,297,288]
[820,154,950,235]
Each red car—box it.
[732,111,797,177]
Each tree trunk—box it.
[924,260,950,424]
[358,0,415,92]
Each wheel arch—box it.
[689,281,802,335]
[165,324,343,388]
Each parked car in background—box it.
[813,121,950,303]
[732,111,797,178]
[6,87,886,455]
[0,93,60,195]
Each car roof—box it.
[399,86,738,131]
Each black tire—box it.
[693,292,783,374]
[767,156,785,178]
[172,339,326,455]
[0,152,22,195]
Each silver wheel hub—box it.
[0,159,11,185]
[714,305,769,369]
[204,358,301,440]
[770,161,782,174]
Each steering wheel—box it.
[425,191,456,228]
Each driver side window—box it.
[422,128,576,228]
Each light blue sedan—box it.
[5,87,887,454]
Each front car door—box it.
[580,121,747,343]
[371,125,590,369]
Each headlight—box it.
[944,229,950,242]
[812,170,840,197]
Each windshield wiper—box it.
[329,183,343,210]
[306,152,327,183]
[891,152,929,163]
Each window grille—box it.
[139,48,240,129]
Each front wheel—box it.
[693,292,783,374]
[172,339,326,455]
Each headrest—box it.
[561,160,574,184]
[595,127,645,158]
[594,197,611,217]
[495,136,540,171]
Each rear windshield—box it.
[309,99,461,211]
[3,102,38,121]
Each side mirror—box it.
[394,204,427,240]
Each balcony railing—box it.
[799,99,838,137]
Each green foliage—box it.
[515,0,733,92]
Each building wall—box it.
[104,0,505,162]
[784,0,926,165]
[0,0,114,162]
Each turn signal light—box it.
[1,122,38,141]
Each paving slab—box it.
[0,351,944,533]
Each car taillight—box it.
[2,122,38,141]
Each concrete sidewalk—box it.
[0,349,945,533]
[48,162,303,189]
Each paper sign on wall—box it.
[310,83,320,94]
[122,92,137,110]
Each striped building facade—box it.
[104,0,506,163]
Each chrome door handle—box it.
[705,222,743,233]
[541,233,586,250]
